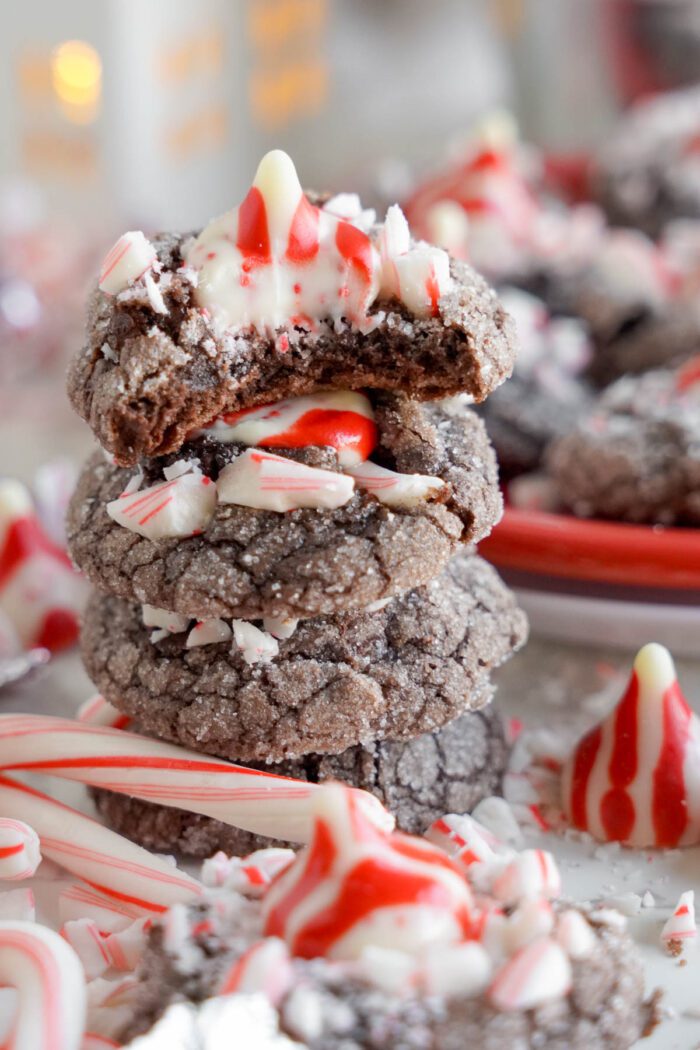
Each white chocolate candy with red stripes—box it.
[106,473,216,540]
[262,783,473,961]
[99,232,157,296]
[562,643,700,848]
[200,391,377,467]
[0,817,41,880]
[0,478,86,652]
[345,460,445,508]
[488,936,572,1013]
[187,150,381,332]
[217,450,354,513]
[0,920,87,1050]
[661,890,696,950]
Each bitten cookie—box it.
[547,363,700,524]
[80,554,527,763]
[67,396,503,621]
[68,153,516,466]
[91,703,507,857]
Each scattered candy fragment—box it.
[0,817,41,879]
[99,232,157,296]
[185,619,232,648]
[106,473,216,540]
[217,449,354,513]
[345,460,445,507]
[561,643,700,847]
[488,936,572,1012]
[661,891,696,955]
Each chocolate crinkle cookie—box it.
[69,234,515,467]
[67,396,502,621]
[80,553,527,763]
[119,877,659,1050]
[90,702,507,857]
[547,365,700,524]
[595,85,700,237]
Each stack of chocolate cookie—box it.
[66,151,526,855]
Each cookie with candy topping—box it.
[80,554,526,764]
[595,85,700,237]
[118,785,659,1050]
[67,395,502,621]
[67,150,516,467]
[90,702,509,857]
[547,362,700,525]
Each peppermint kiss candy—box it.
[0,478,85,652]
[99,231,157,295]
[106,473,217,540]
[217,449,354,513]
[345,460,445,508]
[661,891,696,951]
[186,150,381,332]
[201,391,378,468]
[262,783,474,961]
[488,936,572,1013]
[561,643,700,847]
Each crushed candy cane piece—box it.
[492,850,561,904]
[0,817,41,880]
[0,888,35,921]
[99,231,157,296]
[262,615,299,640]
[231,620,279,665]
[217,449,354,512]
[661,891,696,953]
[141,606,190,634]
[345,460,445,508]
[556,910,597,960]
[185,618,232,648]
[219,936,294,1006]
[489,936,572,1012]
[107,473,216,540]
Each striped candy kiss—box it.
[561,643,700,847]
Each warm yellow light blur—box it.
[51,40,101,123]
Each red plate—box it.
[479,508,700,591]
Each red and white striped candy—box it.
[187,150,381,331]
[185,618,231,648]
[562,643,700,847]
[201,847,294,893]
[218,937,293,1005]
[0,773,201,914]
[59,883,143,933]
[378,203,452,317]
[217,449,354,512]
[106,473,216,541]
[203,391,378,468]
[491,850,561,904]
[488,936,572,1013]
[0,888,35,922]
[262,783,473,961]
[98,232,156,296]
[76,695,131,731]
[345,460,444,508]
[0,817,41,879]
[661,891,696,949]
[62,917,150,980]
[426,813,499,868]
[0,920,86,1050]
[0,479,85,653]
[0,713,393,845]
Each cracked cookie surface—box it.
[68,230,516,466]
[80,554,527,763]
[67,397,502,620]
[91,703,507,857]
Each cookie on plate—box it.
[547,361,700,524]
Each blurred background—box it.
[1,0,699,472]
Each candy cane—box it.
[0,714,392,842]
[0,774,201,914]
[0,920,86,1050]
[76,696,131,731]
[0,817,41,879]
